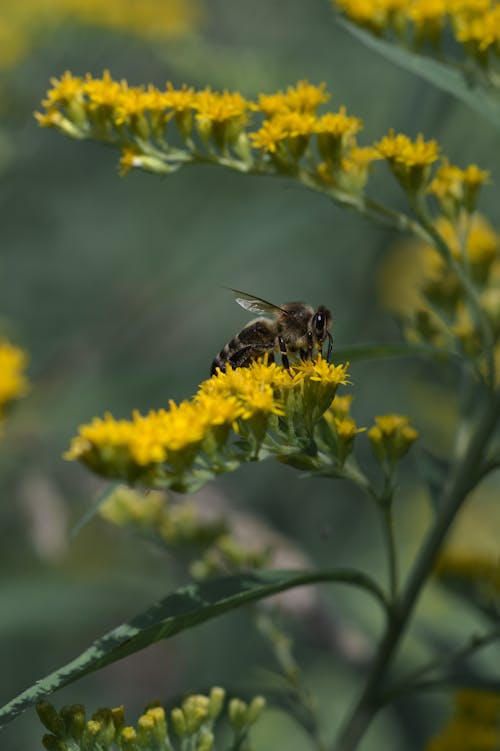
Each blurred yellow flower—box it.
[0,0,202,69]
[368,414,418,464]
[0,340,29,422]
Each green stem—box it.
[256,611,328,751]
[332,389,500,751]
[383,626,500,701]
[379,501,398,602]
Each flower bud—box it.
[229,698,248,732]
[208,687,226,719]
[171,708,187,737]
[196,728,215,751]
[41,735,66,751]
[247,696,266,724]
[36,702,64,736]
[60,705,86,741]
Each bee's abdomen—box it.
[210,335,242,376]
[210,320,275,376]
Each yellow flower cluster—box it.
[426,690,500,751]
[430,159,490,216]
[368,414,419,465]
[65,357,349,489]
[0,339,29,423]
[322,394,366,465]
[37,72,488,207]
[332,0,500,62]
[378,213,500,364]
[0,0,201,69]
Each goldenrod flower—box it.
[430,159,489,214]
[0,340,29,423]
[66,357,350,488]
[425,689,500,751]
[257,80,329,118]
[250,111,317,161]
[376,130,440,192]
[194,88,252,149]
[0,0,201,69]
[368,414,418,465]
[376,130,439,168]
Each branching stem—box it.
[332,389,500,751]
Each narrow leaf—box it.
[70,482,121,540]
[333,342,457,362]
[336,17,500,131]
[0,567,385,727]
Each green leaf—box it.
[69,482,121,540]
[336,17,500,131]
[0,568,386,728]
[333,341,458,362]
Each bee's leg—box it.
[306,330,314,360]
[277,336,290,370]
[326,332,333,361]
[300,349,307,361]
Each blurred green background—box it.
[2,1,500,749]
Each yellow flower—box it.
[0,340,29,418]
[375,129,440,191]
[436,214,499,268]
[425,690,500,751]
[408,0,447,38]
[257,81,329,118]
[194,88,252,148]
[375,129,440,168]
[0,0,201,70]
[315,109,362,138]
[294,356,349,386]
[430,159,489,213]
[161,82,197,113]
[251,110,316,146]
[42,70,84,107]
[435,550,500,593]
[195,88,251,124]
[368,414,418,464]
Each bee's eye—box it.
[314,313,325,332]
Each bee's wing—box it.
[227,288,287,318]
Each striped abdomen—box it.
[210,319,275,375]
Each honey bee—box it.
[211,289,333,375]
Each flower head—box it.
[368,414,418,466]
[0,340,29,422]
[257,81,329,118]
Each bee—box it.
[211,289,333,375]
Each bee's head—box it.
[311,306,332,344]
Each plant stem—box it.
[379,502,398,602]
[333,389,500,751]
[383,626,500,701]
